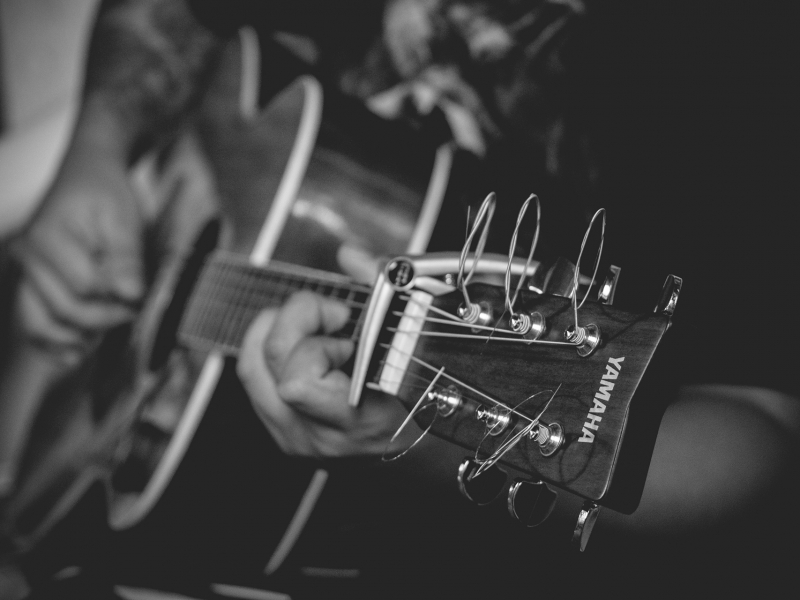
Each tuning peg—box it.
[597,265,621,305]
[507,479,558,527]
[655,274,683,319]
[572,501,601,552]
[457,458,508,505]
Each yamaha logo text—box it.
[578,356,625,443]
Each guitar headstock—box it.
[351,245,681,550]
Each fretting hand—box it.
[237,290,408,459]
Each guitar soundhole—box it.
[149,219,220,371]
[111,421,171,494]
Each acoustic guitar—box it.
[1,30,680,590]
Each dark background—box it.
[538,1,798,396]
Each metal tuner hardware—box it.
[507,480,558,527]
[572,501,601,552]
[428,385,462,417]
[597,265,621,305]
[531,422,565,457]
[476,406,512,436]
[656,274,683,328]
[457,458,508,506]
[564,323,601,358]
[457,301,494,332]
[510,311,546,341]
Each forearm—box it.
[79,0,225,165]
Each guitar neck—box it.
[178,251,372,355]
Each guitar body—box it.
[4,32,471,584]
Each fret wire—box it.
[183,258,222,344]
[194,261,225,342]
[232,270,262,344]
[211,258,235,346]
[215,251,371,293]
[183,254,372,349]
[230,273,262,347]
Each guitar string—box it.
[504,194,541,320]
[381,367,444,462]
[400,294,470,324]
[377,342,537,425]
[397,295,578,347]
[386,326,575,347]
[473,384,561,477]
[372,357,492,407]
[202,275,370,312]
[390,311,563,345]
[194,242,598,351]
[373,342,511,414]
[204,255,371,302]
[374,358,521,462]
[373,351,561,471]
[184,258,371,348]
[201,282,369,313]
[390,310,530,337]
[457,192,496,309]
[218,260,372,297]
[212,251,373,291]
[571,208,606,330]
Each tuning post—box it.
[510,311,546,341]
[504,194,542,333]
[476,405,512,436]
[457,193,496,314]
[428,385,462,417]
[530,422,565,456]
[457,301,480,323]
[564,323,601,357]
[457,300,494,330]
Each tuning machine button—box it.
[457,458,507,505]
[530,422,565,457]
[507,479,558,527]
[655,274,682,324]
[572,501,601,552]
[597,265,621,305]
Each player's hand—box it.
[237,291,407,458]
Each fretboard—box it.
[178,251,372,356]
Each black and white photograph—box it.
[0,1,797,598]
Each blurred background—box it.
[0,0,96,235]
